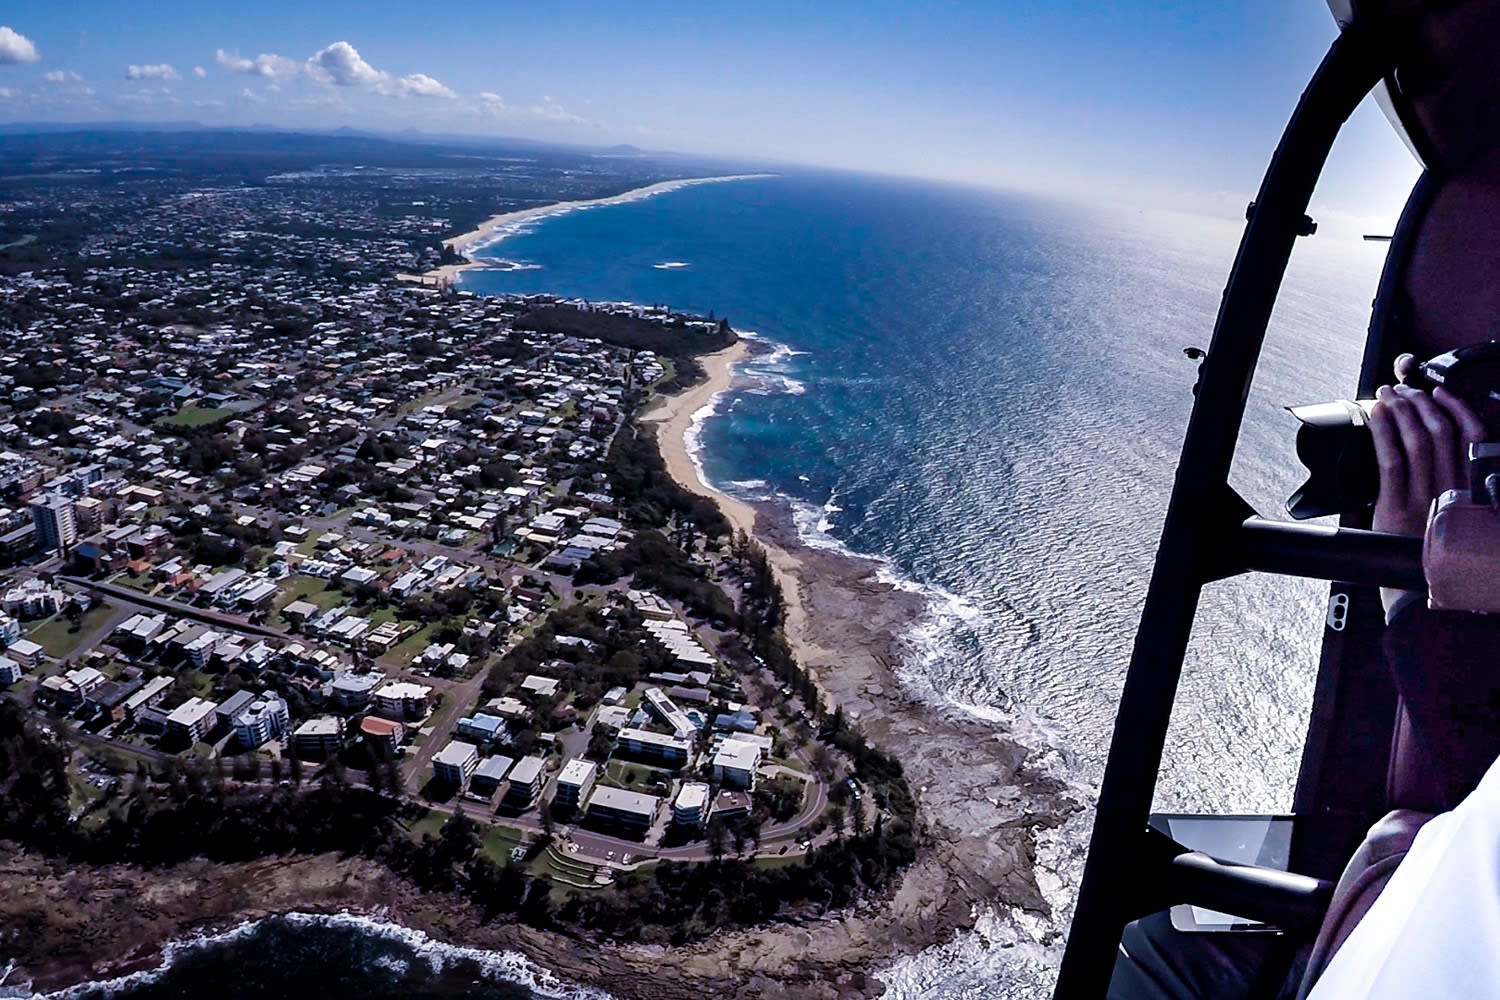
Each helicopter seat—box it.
[1294,708,1437,997]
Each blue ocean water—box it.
[75,173,1392,999]
[462,171,1385,802]
[458,171,1392,995]
[44,913,600,1000]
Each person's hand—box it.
[1369,379,1486,617]
[1369,383,1486,537]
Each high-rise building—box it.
[29,492,77,551]
[233,694,290,749]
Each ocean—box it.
[77,172,1392,998]
[460,170,1385,810]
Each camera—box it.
[1286,341,1500,520]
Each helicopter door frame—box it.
[1055,23,1400,998]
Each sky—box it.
[0,1,1421,232]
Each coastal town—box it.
[0,129,1087,1000]
[0,127,900,947]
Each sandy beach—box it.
[639,338,1083,995]
[640,340,843,710]
[397,175,773,287]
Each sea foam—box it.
[44,912,612,1000]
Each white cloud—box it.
[393,72,455,99]
[303,40,455,99]
[193,65,207,78]
[531,97,585,123]
[0,26,40,65]
[41,69,82,83]
[473,91,595,126]
[193,98,225,109]
[239,87,265,104]
[305,41,383,87]
[0,87,19,99]
[125,63,180,82]
[216,48,299,81]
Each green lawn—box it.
[273,576,346,616]
[28,602,116,659]
[367,606,402,628]
[294,531,325,556]
[158,402,234,428]
[379,621,439,668]
[772,755,809,775]
[480,825,526,864]
[602,760,663,790]
[447,394,483,412]
[752,851,808,871]
[405,810,447,842]
[650,359,677,389]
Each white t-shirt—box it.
[1309,752,1500,998]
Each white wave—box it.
[682,352,752,493]
[877,904,1060,1000]
[652,261,691,270]
[43,911,612,1000]
[739,374,805,396]
[730,335,806,398]
[733,330,809,363]
[370,953,411,976]
[466,175,769,257]
[467,214,557,255]
[758,341,810,365]
[727,478,769,490]
[876,801,1088,999]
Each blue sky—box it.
[0,2,1419,230]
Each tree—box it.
[829,805,847,840]
[706,817,728,864]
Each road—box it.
[400,633,521,786]
[61,576,286,640]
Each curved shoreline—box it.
[642,340,1084,994]
[398,175,774,286]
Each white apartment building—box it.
[432,740,480,788]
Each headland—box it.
[636,338,1083,996]
[398,175,774,286]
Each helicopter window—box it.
[1150,137,1411,819]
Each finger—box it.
[1395,384,1461,494]
[1394,353,1417,383]
[1433,386,1488,462]
[1370,388,1408,515]
[1382,389,1434,506]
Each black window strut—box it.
[1054,22,1402,999]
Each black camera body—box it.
[1286,341,1500,520]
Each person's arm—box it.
[1369,369,1499,804]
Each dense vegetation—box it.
[584,421,730,537]
[0,693,914,944]
[516,304,733,394]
